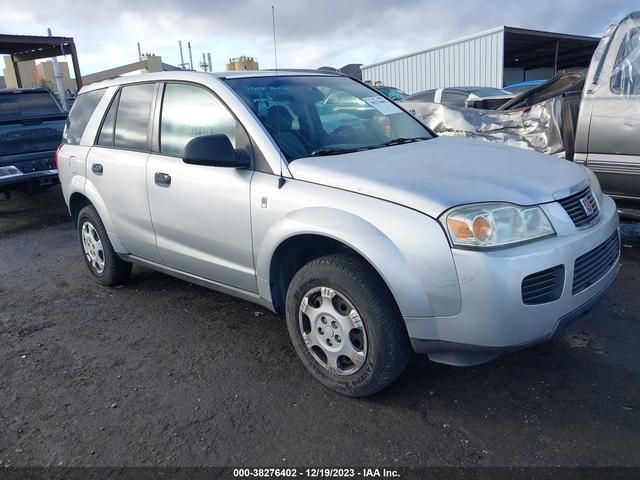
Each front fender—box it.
[256,206,436,318]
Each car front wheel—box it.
[286,254,411,397]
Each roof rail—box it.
[262,68,346,76]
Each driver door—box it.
[146,82,257,293]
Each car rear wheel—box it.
[77,205,131,286]
[285,254,411,397]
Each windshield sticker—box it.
[361,96,402,115]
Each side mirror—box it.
[183,134,250,168]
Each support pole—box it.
[554,40,559,74]
[69,42,83,90]
[11,56,22,88]
[48,28,67,111]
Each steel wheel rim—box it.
[298,286,368,376]
[81,221,105,274]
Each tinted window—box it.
[0,91,61,121]
[160,83,237,156]
[440,90,468,107]
[114,83,155,150]
[406,90,435,102]
[97,91,119,147]
[62,89,106,145]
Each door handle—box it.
[91,163,103,175]
[154,172,171,187]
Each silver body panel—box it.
[58,70,620,366]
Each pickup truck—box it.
[0,88,67,197]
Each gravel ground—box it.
[0,186,639,467]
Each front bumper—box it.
[406,195,620,366]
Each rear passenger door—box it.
[86,82,162,262]
[146,82,256,292]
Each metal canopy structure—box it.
[503,27,599,73]
[0,33,82,90]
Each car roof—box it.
[79,70,343,94]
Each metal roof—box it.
[361,25,600,70]
[0,33,76,61]
[0,33,82,89]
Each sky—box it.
[1,0,637,76]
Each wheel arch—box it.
[257,207,435,318]
[68,183,129,254]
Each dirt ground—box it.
[1,186,639,467]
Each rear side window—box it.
[114,83,155,151]
[160,83,237,156]
[97,91,120,147]
[440,91,467,107]
[63,89,106,145]
[408,90,435,102]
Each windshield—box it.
[224,75,433,161]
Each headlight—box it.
[442,203,555,248]
[584,167,604,205]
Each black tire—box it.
[77,205,132,286]
[285,254,411,397]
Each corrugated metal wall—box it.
[361,28,504,94]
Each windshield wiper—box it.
[377,136,430,147]
[310,146,368,157]
[309,137,430,157]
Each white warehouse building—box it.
[360,26,599,94]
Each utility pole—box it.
[47,27,67,111]
[188,42,193,70]
[178,40,187,70]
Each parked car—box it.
[58,70,619,396]
[0,88,67,196]
[375,86,409,101]
[406,86,514,109]
[504,80,547,95]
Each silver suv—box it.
[58,71,620,396]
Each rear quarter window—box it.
[63,89,106,145]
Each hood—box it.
[288,136,589,217]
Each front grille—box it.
[522,265,565,305]
[572,231,619,295]
[558,188,599,227]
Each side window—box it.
[62,88,106,145]
[97,91,120,147]
[610,27,640,95]
[411,90,435,102]
[114,83,155,151]
[440,91,467,107]
[160,83,237,156]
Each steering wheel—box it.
[327,125,356,143]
